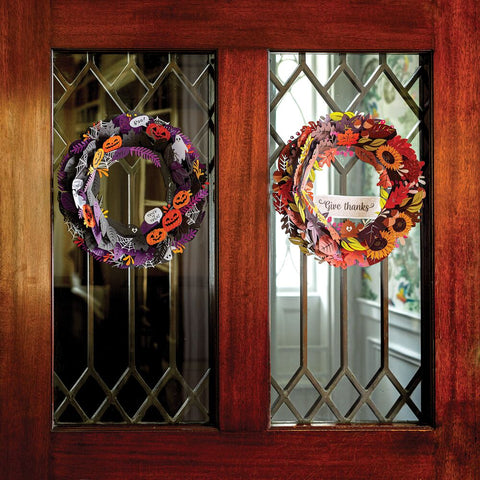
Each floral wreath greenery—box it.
[272,112,425,268]
[58,113,209,268]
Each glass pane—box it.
[53,52,215,425]
[270,52,431,424]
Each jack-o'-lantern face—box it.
[103,135,122,152]
[172,190,191,209]
[146,227,167,246]
[82,204,95,228]
[146,123,171,141]
[92,148,104,168]
[162,209,182,231]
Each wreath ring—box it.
[58,113,209,268]
[272,112,425,269]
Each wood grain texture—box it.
[52,428,435,479]
[51,0,434,51]
[217,49,270,431]
[434,0,480,478]
[4,0,480,478]
[0,1,51,480]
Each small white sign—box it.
[129,115,149,128]
[144,207,163,224]
[314,194,380,219]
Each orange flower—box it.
[376,145,403,171]
[365,230,396,261]
[388,212,413,238]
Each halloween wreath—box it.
[58,113,209,268]
[272,112,425,268]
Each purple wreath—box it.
[58,113,209,268]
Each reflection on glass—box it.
[53,52,215,425]
[270,53,429,424]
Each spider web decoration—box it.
[66,220,85,239]
[116,235,135,251]
[185,204,200,225]
[57,113,209,268]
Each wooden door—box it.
[1,1,479,478]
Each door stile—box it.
[1,1,52,480]
[433,0,480,477]
[217,49,271,432]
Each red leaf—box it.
[355,147,382,172]
[277,180,294,206]
[385,183,410,208]
[377,169,392,188]
[369,122,396,139]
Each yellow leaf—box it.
[379,187,388,209]
[370,138,386,147]
[316,213,328,225]
[343,237,367,251]
[289,237,304,245]
[411,191,425,206]
[298,205,306,223]
[407,202,423,213]
[329,112,344,121]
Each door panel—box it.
[2,0,479,479]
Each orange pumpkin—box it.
[146,123,171,141]
[162,209,182,231]
[92,148,104,168]
[172,190,191,209]
[82,204,95,228]
[146,227,167,246]
[103,135,122,152]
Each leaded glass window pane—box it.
[270,53,432,424]
[53,52,215,425]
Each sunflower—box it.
[376,145,403,171]
[388,212,413,238]
[365,230,396,261]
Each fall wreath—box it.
[272,112,425,268]
[58,113,209,268]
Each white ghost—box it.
[172,135,188,163]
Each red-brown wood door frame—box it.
[1,1,479,479]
